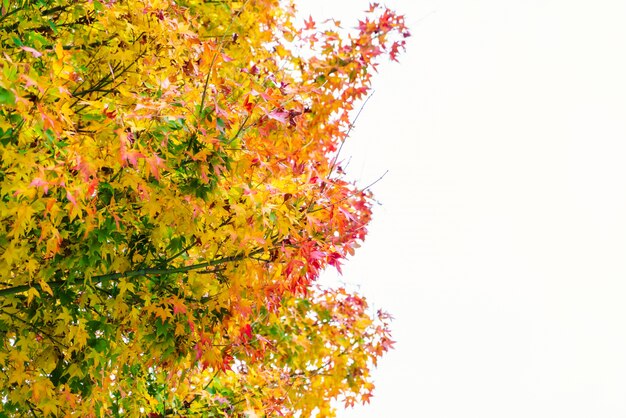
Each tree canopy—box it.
[0,0,408,415]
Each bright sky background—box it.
[298,1,626,417]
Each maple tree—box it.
[0,0,408,416]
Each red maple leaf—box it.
[304,15,316,30]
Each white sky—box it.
[298,1,626,417]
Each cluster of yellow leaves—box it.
[0,0,408,416]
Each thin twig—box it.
[162,241,198,265]
[198,0,249,120]
[2,310,68,349]
[327,92,374,181]
[308,170,388,213]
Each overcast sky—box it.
[298,1,626,417]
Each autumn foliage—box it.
[0,0,408,416]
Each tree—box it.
[0,0,408,416]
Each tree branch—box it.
[0,248,265,298]
[307,170,388,213]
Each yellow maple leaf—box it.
[27,286,40,305]
[38,279,54,296]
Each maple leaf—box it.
[65,190,77,206]
[30,177,49,193]
[169,298,188,315]
[146,154,165,179]
[267,109,290,124]
[21,46,42,58]
[304,15,316,30]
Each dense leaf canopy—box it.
[0,0,408,416]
